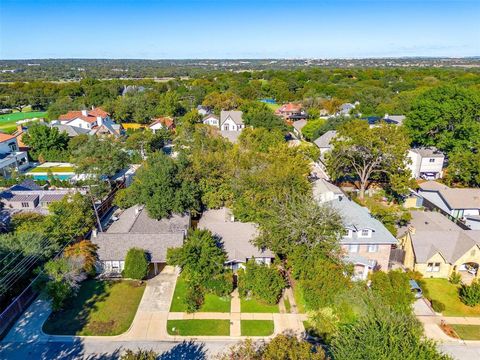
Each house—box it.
[338,103,356,117]
[275,103,307,121]
[57,108,123,137]
[148,117,175,133]
[417,181,480,223]
[50,123,91,137]
[198,208,274,270]
[0,133,29,178]
[313,130,337,156]
[220,110,244,131]
[92,205,190,276]
[398,210,480,280]
[202,114,220,127]
[407,148,445,180]
[0,180,85,215]
[292,119,308,139]
[197,105,211,116]
[314,180,397,280]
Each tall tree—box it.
[325,120,411,199]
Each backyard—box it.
[169,276,231,312]
[0,111,46,133]
[42,279,145,336]
[422,278,480,316]
[167,320,230,336]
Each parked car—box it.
[409,280,423,299]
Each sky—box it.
[0,0,479,59]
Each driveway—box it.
[413,298,435,316]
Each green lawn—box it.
[240,298,279,313]
[266,103,280,111]
[0,111,46,133]
[170,276,231,312]
[28,166,75,173]
[167,320,230,336]
[241,320,274,336]
[423,278,480,317]
[43,280,145,336]
[451,325,480,340]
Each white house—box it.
[407,148,445,180]
[148,117,175,133]
[202,114,220,127]
[0,134,29,178]
[313,130,337,156]
[220,110,244,131]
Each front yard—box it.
[240,298,279,313]
[241,320,274,336]
[169,276,231,312]
[167,320,230,336]
[43,279,145,336]
[451,324,480,340]
[422,278,480,317]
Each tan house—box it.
[399,211,480,280]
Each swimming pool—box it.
[30,174,74,181]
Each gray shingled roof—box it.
[418,181,480,209]
[403,211,480,263]
[220,110,244,126]
[92,233,184,262]
[10,180,43,191]
[328,197,398,245]
[410,147,445,158]
[51,124,90,137]
[198,208,274,262]
[8,194,39,202]
[313,130,337,149]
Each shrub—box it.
[431,299,446,313]
[184,282,204,313]
[449,271,461,285]
[459,280,480,307]
[238,260,286,305]
[205,273,233,297]
[46,280,73,311]
[369,270,415,314]
[120,349,158,360]
[123,248,149,280]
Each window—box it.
[429,158,435,163]
[21,202,29,208]
[427,262,441,272]
[367,244,379,253]
[346,229,353,238]
[359,229,371,238]
[8,142,17,152]
[349,244,359,253]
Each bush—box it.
[369,270,415,314]
[123,248,149,280]
[449,271,462,285]
[205,273,233,297]
[46,280,72,311]
[431,299,446,313]
[238,260,286,305]
[120,349,158,360]
[459,280,480,307]
[184,282,204,313]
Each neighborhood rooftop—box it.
[198,208,274,262]
[419,181,480,209]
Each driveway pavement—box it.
[413,298,435,316]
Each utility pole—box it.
[88,185,103,233]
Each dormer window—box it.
[346,229,353,238]
[359,229,372,238]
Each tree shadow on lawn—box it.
[44,280,110,335]
[159,341,208,360]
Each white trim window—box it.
[367,244,379,253]
[348,244,359,253]
[359,229,372,238]
[427,262,441,272]
[346,229,353,238]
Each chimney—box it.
[92,229,98,238]
[81,109,88,116]
[97,116,103,126]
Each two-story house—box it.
[220,110,244,131]
[57,107,122,137]
[313,179,397,280]
[407,147,445,180]
[0,134,29,178]
[275,103,307,122]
